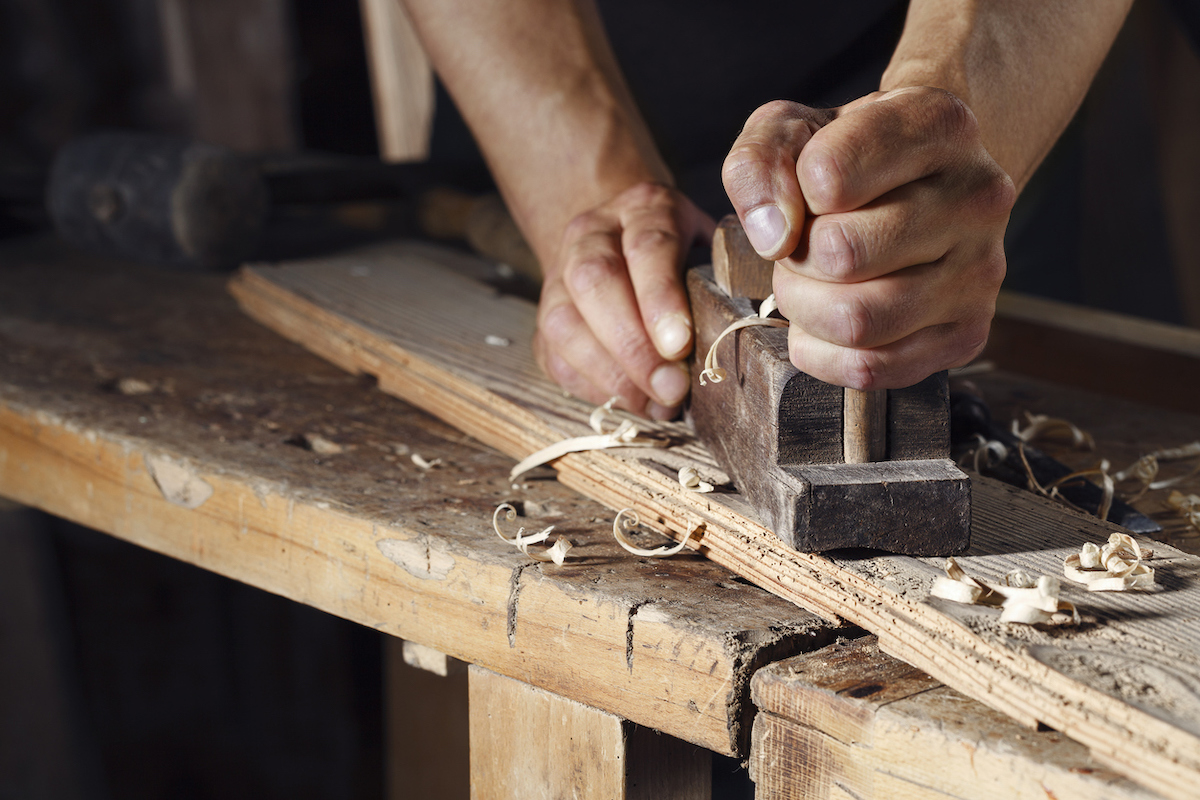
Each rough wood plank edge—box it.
[750,637,1161,800]
[228,257,1200,800]
[0,397,831,758]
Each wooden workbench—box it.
[2,235,1197,798]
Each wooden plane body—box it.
[686,266,971,555]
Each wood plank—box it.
[228,241,1200,800]
[468,666,711,800]
[986,289,1200,414]
[0,238,835,758]
[751,636,1160,799]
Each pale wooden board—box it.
[229,241,1200,800]
[0,239,834,758]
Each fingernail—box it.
[744,205,787,257]
[650,361,691,406]
[653,312,692,359]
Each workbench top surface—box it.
[3,236,1200,799]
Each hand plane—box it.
[686,216,971,555]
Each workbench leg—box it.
[468,665,711,800]
[384,637,470,800]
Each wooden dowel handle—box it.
[843,388,887,463]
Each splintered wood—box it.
[229,242,1200,800]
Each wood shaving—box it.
[509,398,668,482]
[678,466,714,493]
[930,557,1079,625]
[303,433,343,455]
[698,317,788,385]
[1011,411,1094,450]
[116,377,155,395]
[1169,491,1200,533]
[757,294,779,318]
[492,503,572,565]
[1063,532,1155,591]
[411,453,442,470]
[612,509,696,557]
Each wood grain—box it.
[468,666,711,800]
[229,241,1200,800]
[0,240,833,758]
[750,636,1160,799]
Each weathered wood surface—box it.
[469,666,711,800]
[0,237,835,758]
[687,266,969,555]
[751,636,1160,799]
[228,241,1200,800]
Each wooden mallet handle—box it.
[711,215,887,464]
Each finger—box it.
[787,179,962,283]
[619,186,704,360]
[722,101,834,260]
[799,87,985,215]
[786,313,992,391]
[558,221,689,409]
[535,285,648,411]
[773,237,1005,350]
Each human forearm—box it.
[399,0,669,266]
[882,0,1133,191]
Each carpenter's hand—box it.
[722,87,1015,389]
[533,182,715,419]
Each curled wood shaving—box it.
[492,503,572,565]
[757,294,779,318]
[612,509,697,557]
[678,466,714,493]
[930,557,1079,625]
[698,295,789,386]
[509,398,668,482]
[411,453,442,470]
[1063,532,1155,591]
[698,317,789,385]
[1012,412,1095,450]
[965,433,1008,472]
[1169,491,1200,533]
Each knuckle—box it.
[832,295,878,349]
[926,88,976,140]
[812,220,860,279]
[721,144,772,197]
[798,142,853,210]
[842,349,885,391]
[625,225,680,261]
[539,301,581,340]
[620,181,672,208]
[977,168,1017,219]
[563,253,622,297]
[563,210,602,241]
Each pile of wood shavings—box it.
[930,558,1079,625]
[965,411,1200,537]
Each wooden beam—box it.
[469,666,711,800]
[0,241,832,759]
[228,242,1200,800]
[750,636,1159,799]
